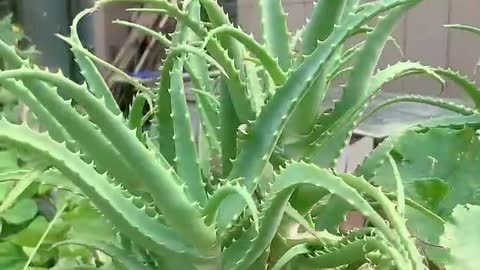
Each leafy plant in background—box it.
[0,0,479,269]
[0,14,118,270]
[356,21,480,269]
[0,14,29,123]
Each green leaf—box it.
[271,244,309,270]
[444,24,480,37]
[1,198,38,224]
[127,92,152,140]
[69,8,121,115]
[303,5,423,167]
[8,216,68,247]
[413,178,450,210]
[0,79,71,144]
[434,68,480,109]
[0,69,215,250]
[371,127,480,216]
[440,204,480,270]
[0,166,45,214]
[62,200,114,243]
[203,181,259,231]
[219,78,239,177]
[113,19,171,47]
[36,169,82,195]
[52,240,149,270]
[313,195,352,233]
[22,204,67,270]
[218,0,417,232]
[302,0,347,55]
[202,25,286,85]
[0,150,19,170]
[363,95,475,122]
[169,58,206,205]
[0,120,205,258]
[259,0,291,71]
[0,242,27,270]
[0,15,24,46]
[404,205,445,265]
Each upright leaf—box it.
[259,0,291,71]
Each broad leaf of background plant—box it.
[7,216,69,247]
[0,198,37,224]
[368,127,480,266]
[371,127,480,216]
[0,241,27,270]
[62,200,115,243]
[404,206,446,266]
[440,204,480,270]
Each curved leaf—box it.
[69,8,121,114]
[113,19,172,47]
[0,39,70,143]
[224,161,408,269]
[303,60,445,166]
[56,34,149,93]
[302,3,421,167]
[52,240,150,270]
[434,68,480,109]
[203,182,259,231]
[445,24,480,36]
[0,164,45,214]
[218,0,419,232]
[270,244,309,270]
[362,95,476,123]
[0,120,202,259]
[120,3,256,121]
[0,69,215,249]
[202,25,286,85]
[339,173,424,269]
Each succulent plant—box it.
[0,0,480,269]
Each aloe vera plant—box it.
[1,0,480,269]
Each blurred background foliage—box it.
[0,9,120,270]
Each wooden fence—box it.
[238,0,480,100]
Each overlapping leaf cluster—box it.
[362,23,480,270]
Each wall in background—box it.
[14,0,95,81]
